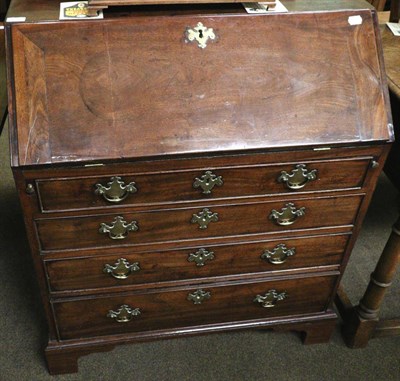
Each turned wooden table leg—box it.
[341,216,400,348]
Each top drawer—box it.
[36,157,371,212]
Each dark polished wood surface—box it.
[53,274,337,340]
[45,233,348,293]
[9,9,391,166]
[6,0,393,374]
[36,157,371,212]
[36,194,362,251]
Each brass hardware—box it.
[269,203,305,226]
[99,216,139,240]
[261,244,296,265]
[313,147,331,151]
[193,171,224,195]
[188,248,215,266]
[278,164,317,190]
[103,258,140,279]
[26,184,35,194]
[84,163,105,167]
[107,304,141,323]
[371,160,379,169]
[254,289,287,308]
[191,208,218,229]
[95,176,137,203]
[185,22,216,49]
[187,289,211,304]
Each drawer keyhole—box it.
[185,22,216,49]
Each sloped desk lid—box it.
[8,4,392,167]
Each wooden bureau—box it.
[5,0,393,374]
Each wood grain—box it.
[10,9,390,166]
[45,233,349,292]
[37,157,370,212]
[52,274,337,340]
[6,1,392,374]
[36,194,362,251]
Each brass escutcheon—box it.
[269,203,305,226]
[278,164,317,190]
[185,22,216,49]
[261,244,296,265]
[107,304,141,323]
[188,248,215,266]
[187,289,211,304]
[254,289,287,308]
[99,216,139,240]
[191,208,219,229]
[95,176,137,203]
[193,171,224,195]
[103,258,140,279]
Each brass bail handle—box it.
[278,164,317,190]
[254,290,287,308]
[103,258,140,279]
[95,176,137,203]
[99,216,139,240]
[107,304,141,323]
[261,244,296,265]
[269,203,305,226]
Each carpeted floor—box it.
[0,123,399,380]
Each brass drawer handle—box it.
[261,244,296,265]
[99,216,139,240]
[278,164,317,190]
[188,248,215,266]
[193,171,223,195]
[103,258,140,279]
[187,289,211,304]
[107,304,141,323]
[269,203,305,226]
[95,176,137,203]
[254,290,287,308]
[191,208,219,229]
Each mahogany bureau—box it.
[5,0,393,374]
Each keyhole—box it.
[198,29,204,38]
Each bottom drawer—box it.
[53,274,337,340]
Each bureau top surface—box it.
[8,2,392,167]
[7,0,375,22]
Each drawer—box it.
[36,158,371,212]
[46,233,349,292]
[36,194,362,251]
[52,274,337,340]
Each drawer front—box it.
[37,158,370,212]
[53,275,337,340]
[36,195,362,251]
[46,234,349,292]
